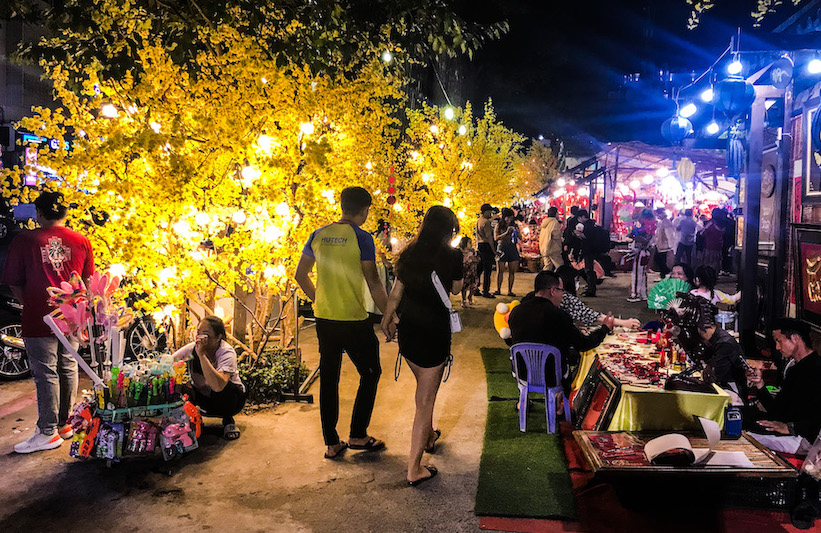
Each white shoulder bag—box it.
[432,271,462,333]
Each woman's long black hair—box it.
[396,206,459,287]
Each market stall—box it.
[571,329,730,432]
[45,270,200,464]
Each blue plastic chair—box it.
[510,342,570,433]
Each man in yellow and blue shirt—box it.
[295,187,389,460]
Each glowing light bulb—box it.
[195,212,210,226]
[108,263,126,278]
[390,237,399,246]
[443,197,452,207]
[809,59,821,74]
[630,179,641,189]
[365,162,373,170]
[700,88,714,102]
[232,210,247,224]
[150,121,161,133]
[382,50,393,63]
[444,107,455,120]
[642,175,655,185]
[458,125,467,135]
[429,125,439,134]
[101,104,118,118]
[728,59,743,75]
[299,122,315,136]
[443,185,454,193]
[557,178,566,187]
[656,168,669,177]
[450,235,462,247]
[257,134,273,152]
[158,268,174,284]
[275,202,290,217]
[679,103,697,118]
[706,121,720,135]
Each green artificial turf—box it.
[476,348,577,520]
[480,347,519,400]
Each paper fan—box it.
[647,278,692,310]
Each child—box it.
[459,236,480,307]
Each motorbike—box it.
[0,285,28,380]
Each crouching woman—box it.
[173,316,247,440]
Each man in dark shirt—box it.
[747,318,821,454]
[562,206,580,263]
[508,271,614,391]
[698,319,748,397]
[575,209,599,297]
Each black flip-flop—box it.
[348,436,385,451]
[223,423,241,440]
[425,429,441,454]
[324,442,348,460]
[408,466,438,487]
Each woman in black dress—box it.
[381,206,463,486]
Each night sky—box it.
[460,0,801,153]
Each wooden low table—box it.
[573,430,799,509]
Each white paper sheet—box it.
[692,449,754,468]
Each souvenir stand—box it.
[45,270,200,465]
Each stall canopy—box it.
[537,141,732,237]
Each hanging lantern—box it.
[661,116,693,145]
[727,138,745,178]
[714,76,755,114]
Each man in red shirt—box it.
[2,191,95,453]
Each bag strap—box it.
[431,271,453,310]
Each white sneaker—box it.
[58,424,74,439]
[14,430,64,454]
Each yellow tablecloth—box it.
[572,348,730,431]
[608,383,729,431]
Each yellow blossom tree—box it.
[1,9,540,361]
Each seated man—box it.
[508,270,614,391]
[746,318,821,454]
[696,311,748,398]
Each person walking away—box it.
[458,236,480,307]
[381,206,463,486]
[675,208,697,268]
[3,191,95,453]
[539,206,564,271]
[626,218,652,302]
[494,208,521,296]
[563,206,581,263]
[701,209,726,274]
[475,204,496,299]
[295,186,389,460]
[575,209,599,297]
[652,208,675,279]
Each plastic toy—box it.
[493,301,520,339]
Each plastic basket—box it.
[95,401,184,423]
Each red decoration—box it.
[387,186,396,194]
[388,176,395,184]
[387,196,396,205]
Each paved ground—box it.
[0,270,734,532]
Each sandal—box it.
[324,441,348,460]
[223,423,241,440]
[408,466,438,487]
[348,436,385,451]
[425,429,441,454]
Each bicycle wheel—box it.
[124,317,168,363]
[0,323,30,380]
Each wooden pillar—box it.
[740,89,766,345]
[773,80,793,321]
